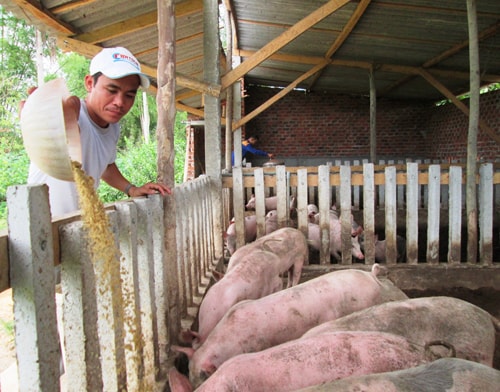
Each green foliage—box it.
[98,138,159,203]
[0,132,29,230]
[0,7,37,133]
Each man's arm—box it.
[101,163,171,197]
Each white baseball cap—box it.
[90,47,150,89]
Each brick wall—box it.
[242,85,499,164]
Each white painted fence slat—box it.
[254,168,266,238]
[60,221,102,392]
[134,199,158,389]
[479,163,493,265]
[7,185,62,392]
[384,166,397,264]
[426,165,441,264]
[318,165,331,265]
[276,165,288,228]
[406,162,419,264]
[340,165,353,265]
[115,202,142,391]
[95,211,127,391]
[362,163,376,264]
[297,168,309,240]
[448,166,462,263]
[232,167,245,251]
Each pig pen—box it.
[216,162,500,374]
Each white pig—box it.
[173,264,407,387]
[187,227,308,348]
[294,358,500,392]
[170,331,431,392]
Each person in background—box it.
[25,47,171,216]
[231,135,273,166]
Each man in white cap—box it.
[27,47,171,216]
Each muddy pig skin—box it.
[294,358,500,392]
[189,227,308,348]
[302,296,497,366]
[173,265,407,388]
[178,331,429,392]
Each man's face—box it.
[84,74,140,127]
[248,137,258,145]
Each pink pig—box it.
[295,358,500,392]
[170,331,430,392]
[185,227,308,349]
[173,264,407,388]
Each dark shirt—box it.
[231,140,269,166]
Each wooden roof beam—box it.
[232,60,330,130]
[221,0,350,91]
[73,0,203,44]
[308,0,372,90]
[235,49,500,83]
[380,20,500,97]
[9,0,75,34]
[418,68,500,144]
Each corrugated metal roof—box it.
[2,0,499,115]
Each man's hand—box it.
[129,182,172,197]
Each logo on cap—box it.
[112,52,140,71]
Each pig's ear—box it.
[168,367,194,392]
[212,270,225,281]
[171,345,195,359]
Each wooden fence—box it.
[1,175,220,391]
[223,162,500,266]
[0,162,498,390]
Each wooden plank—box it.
[318,165,331,265]
[448,166,463,264]
[362,163,376,264]
[276,166,288,228]
[254,168,266,238]
[232,167,245,251]
[297,168,309,242]
[406,162,419,264]
[221,0,350,89]
[426,165,441,264]
[340,165,353,265]
[384,167,397,264]
[352,159,361,209]
[479,164,493,265]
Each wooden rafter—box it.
[307,0,372,90]
[232,60,330,130]
[418,68,500,144]
[234,49,500,84]
[72,0,203,44]
[221,0,351,90]
[380,20,500,97]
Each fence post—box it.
[426,165,441,264]
[7,184,61,392]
